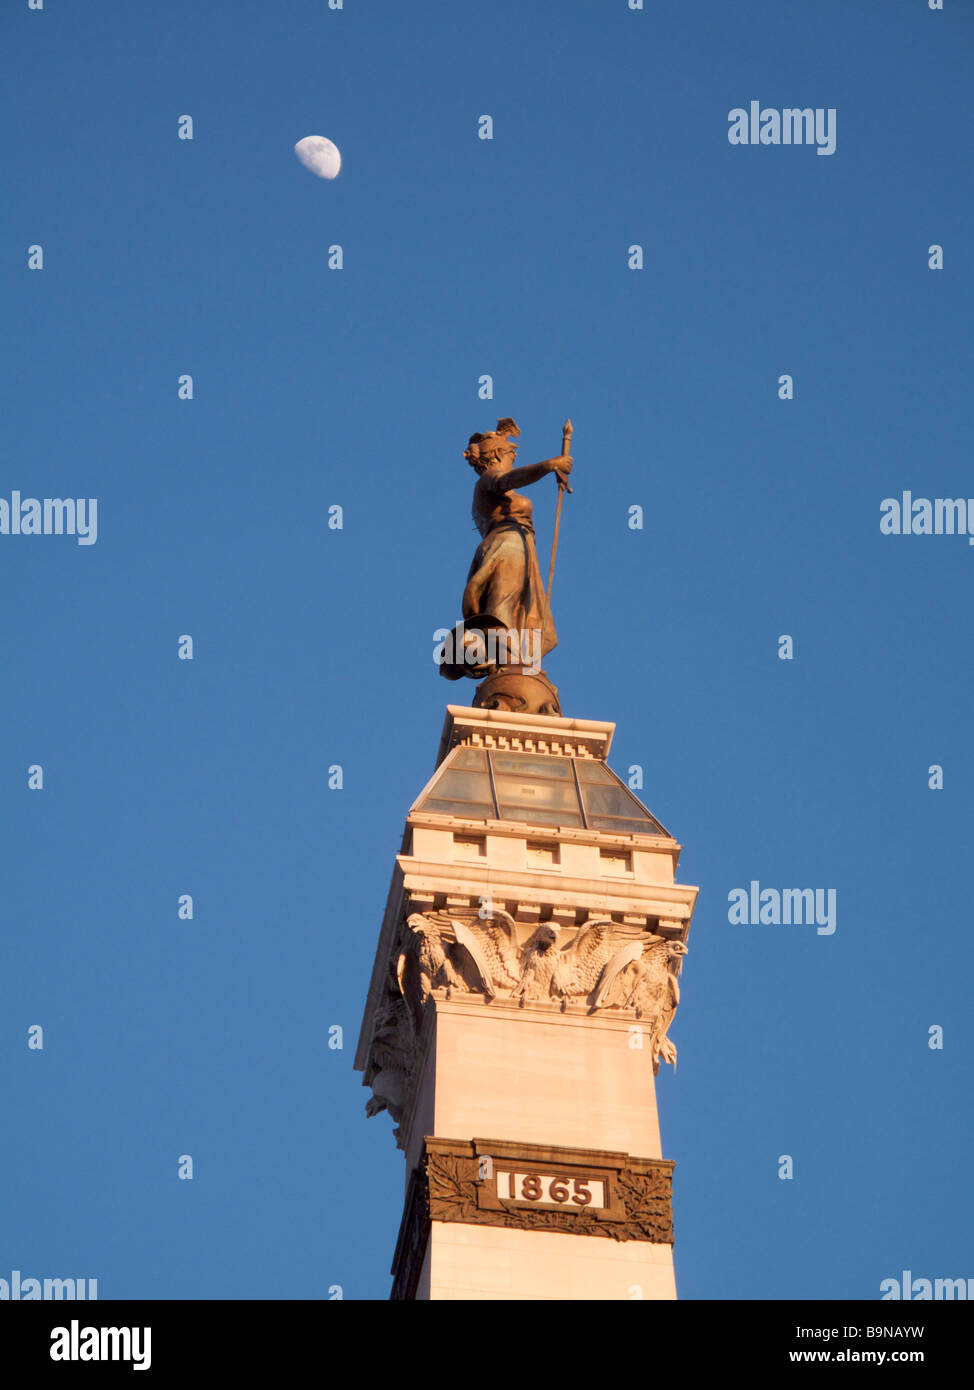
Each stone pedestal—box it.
[355,706,698,1300]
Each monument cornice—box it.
[436,705,616,766]
[396,854,699,923]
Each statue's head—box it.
[464,418,520,473]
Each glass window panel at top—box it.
[580,782,666,834]
[580,780,649,821]
[451,747,489,771]
[489,752,583,826]
[421,746,495,817]
[574,760,618,783]
[490,752,572,779]
[574,759,668,834]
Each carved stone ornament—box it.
[363,907,689,1131]
[472,666,562,717]
[390,1137,675,1299]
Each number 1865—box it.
[497,1172,605,1208]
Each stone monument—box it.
[355,420,699,1299]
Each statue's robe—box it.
[462,466,556,660]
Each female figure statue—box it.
[441,418,572,714]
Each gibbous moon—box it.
[294,135,341,180]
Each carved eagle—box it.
[601,935,689,1072]
[396,912,468,1033]
[395,910,686,1055]
[435,909,643,1008]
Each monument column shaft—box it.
[357,707,698,1301]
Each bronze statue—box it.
[440,418,572,715]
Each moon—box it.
[294,135,341,181]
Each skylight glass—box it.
[414,747,670,836]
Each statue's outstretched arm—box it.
[492,456,572,493]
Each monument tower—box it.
[355,420,698,1300]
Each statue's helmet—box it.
[463,418,520,467]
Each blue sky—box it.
[3,0,971,1299]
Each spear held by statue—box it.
[541,419,573,654]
